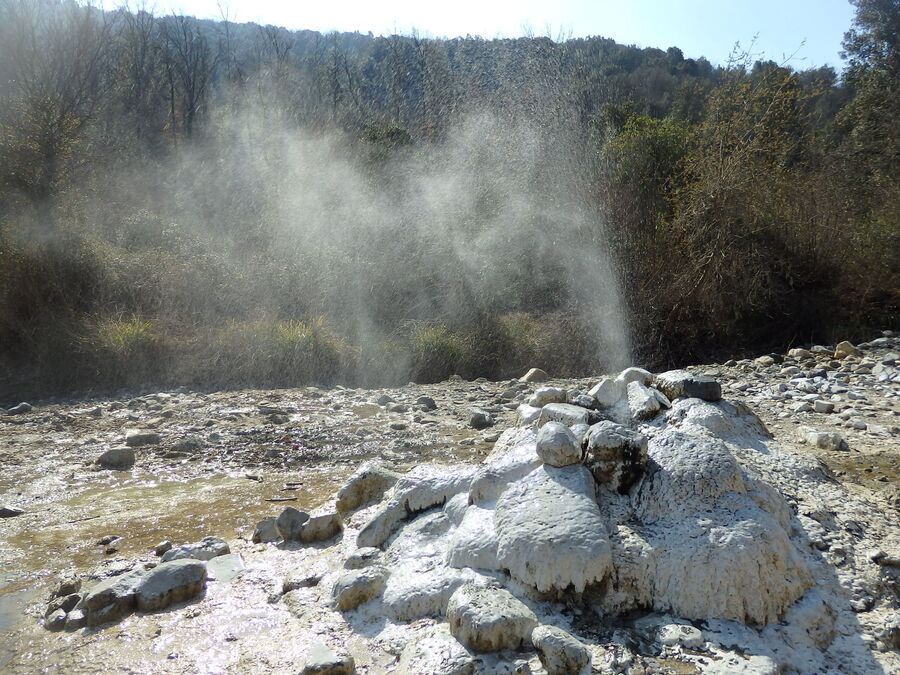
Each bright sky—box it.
[149,0,856,69]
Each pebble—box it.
[0,506,24,518]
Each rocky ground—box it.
[0,334,897,674]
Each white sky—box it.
[142,0,856,68]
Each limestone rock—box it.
[344,547,381,569]
[658,623,704,648]
[494,465,612,593]
[588,377,623,408]
[535,421,581,467]
[283,571,322,593]
[161,536,229,562]
[252,517,280,543]
[537,403,590,428]
[398,624,474,675]
[447,584,538,652]
[519,367,549,383]
[469,431,540,504]
[516,404,542,425]
[302,643,355,674]
[275,507,310,541]
[446,505,499,570]
[331,566,388,611]
[627,381,661,420]
[527,387,567,408]
[382,563,478,621]
[787,348,813,359]
[532,625,591,674]
[97,447,135,471]
[135,559,207,612]
[357,464,478,548]
[654,370,722,402]
[334,461,401,516]
[582,421,648,494]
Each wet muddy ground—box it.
[0,344,897,673]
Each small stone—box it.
[283,571,323,593]
[97,447,135,470]
[124,429,161,447]
[96,534,120,546]
[787,348,813,359]
[331,566,388,611]
[834,341,860,359]
[532,625,591,674]
[7,402,33,415]
[658,623,704,648]
[446,584,538,652]
[527,387,567,408]
[469,408,494,430]
[45,608,67,631]
[814,400,835,414]
[154,541,173,556]
[54,575,81,597]
[519,367,549,383]
[0,506,24,518]
[375,394,394,406]
[275,507,310,541]
[416,395,437,410]
[46,593,81,617]
[252,517,280,543]
[755,356,776,367]
[536,422,581,467]
[302,643,356,674]
[806,431,849,452]
[345,547,381,570]
[64,609,86,631]
[161,536,230,562]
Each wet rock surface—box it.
[0,335,897,674]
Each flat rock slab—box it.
[447,584,538,652]
[206,553,244,582]
[398,624,474,675]
[537,403,590,428]
[302,643,356,674]
[161,536,230,563]
[494,465,612,593]
[446,504,499,570]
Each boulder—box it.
[7,402,33,415]
[494,465,612,593]
[300,510,343,544]
[302,643,356,675]
[416,395,438,411]
[588,378,623,408]
[516,404,542,425]
[626,381,661,420]
[527,387,567,408]
[519,368,549,383]
[45,609,67,632]
[582,421,648,493]
[535,421,582,467]
[537,403,590,428]
[357,464,478,548]
[161,536,230,563]
[382,564,476,621]
[331,566,389,611]
[334,461,401,516]
[447,584,538,652]
[252,517,280,543]
[532,625,591,674]
[615,367,652,387]
[81,567,145,626]
[787,348,813,359]
[97,447,135,471]
[755,355,776,367]
[135,559,207,612]
[654,370,722,402]
[275,507,310,541]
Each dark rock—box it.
[654,370,722,402]
[135,559,207,612]
[416,395,437,411]
[583,421,648,494]
[7,402,33,415]
[0,506,24,518]
[469,408,494,429]
[252,517,280,543]
[275,507,310,541]
[97,447,135,470]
